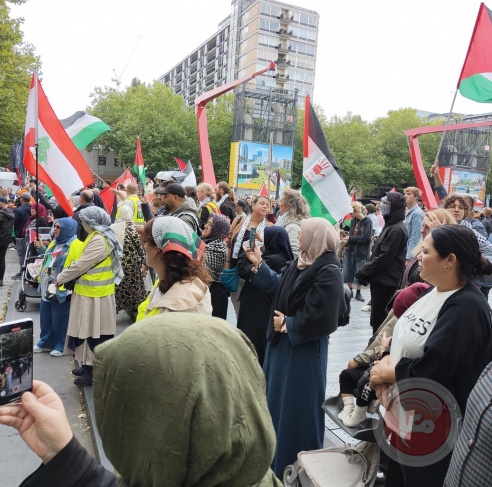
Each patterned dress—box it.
[115,223,147,313]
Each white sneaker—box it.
[34,346,53,353]
[50,350,63,357]
[361,304,371,312]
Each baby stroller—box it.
[14,227,52,312]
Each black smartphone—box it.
[138,182,144,197]
[0,319,33,405]
[249,227,257,250]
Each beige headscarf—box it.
[297,217,339,270]
[94,313,282,487]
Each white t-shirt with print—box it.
[390,287,459,366]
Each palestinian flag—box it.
[23,73,94,216]
[59,111,110,149]
[100,169,136,222]
[174,157,196,187]
[134,137,146,186]
[302,95,352,223]
[458,3,492,102]
[259,181,270,197]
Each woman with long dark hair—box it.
[370,225,492,487]
[140,217,212,317]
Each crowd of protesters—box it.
[1,171,492,486]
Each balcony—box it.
[278,12,294,23]
[277,28,292,38]
[275,73,289,83]
[275,58,291,66]
[276,43,289,54]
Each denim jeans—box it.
[38,298,71,352]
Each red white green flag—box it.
[134,137,146,185]
[302,95,352,223]
[23,72,94,216]
[458,2,492,102]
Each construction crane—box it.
[111,36,142,88]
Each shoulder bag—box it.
[283,441,380,487]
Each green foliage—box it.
[201,93,234,182]
[292,106,447,196]
[88,82,198,174]
[0,0,38,165]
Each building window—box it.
[98,155,106,166]
[292,27,316,42]
[289,40,315,57]
[260,3,281,17]
[298,13,317,27]
[259,34,278,48]
[260,19,280,32]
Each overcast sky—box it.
[9,0,492,122]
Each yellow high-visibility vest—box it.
[69,232,115,297]
[136,279,159,321]
[116,194,144,223]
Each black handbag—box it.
[62,255,109,291]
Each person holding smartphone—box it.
[244,218,346,476]
[225,195,270,318]
[33,218,78,357]
[0,315,283,486]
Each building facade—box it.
[157,0,319,106]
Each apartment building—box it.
[157,0,319,106]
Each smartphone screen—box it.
[138,182,144,197]
[249,227,257,250]
[0,319,33,405]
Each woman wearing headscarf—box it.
[56,206,123,388]
[0,315,283,486]
[22,203,50,237]
[110,205,147,322]
[202,213,231,319]
[237,226,294,365]
[245,217,346,476]
[139,217,212,317]
[33,218,78,357]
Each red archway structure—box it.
[195,62,276,186]
[404,120,492,209]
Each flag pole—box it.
[433,89,459,167]
[34,67,39,238]
[88,166,108,187]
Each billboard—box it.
[439,166,486,206]
[229,141,294,192]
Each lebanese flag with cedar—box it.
[23,74,94,216]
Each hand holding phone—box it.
[0,319,33,405]
[249,227,257,250]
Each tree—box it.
[202,93,234,182]
[371,108,442,189]
[88,82,198,174]
[0,0,38,165]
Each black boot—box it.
[72,365,84,376]
[74,365,93,387]
[349,288,354,299]
[355,291,365,302]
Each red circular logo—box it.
[373,378,461,467]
